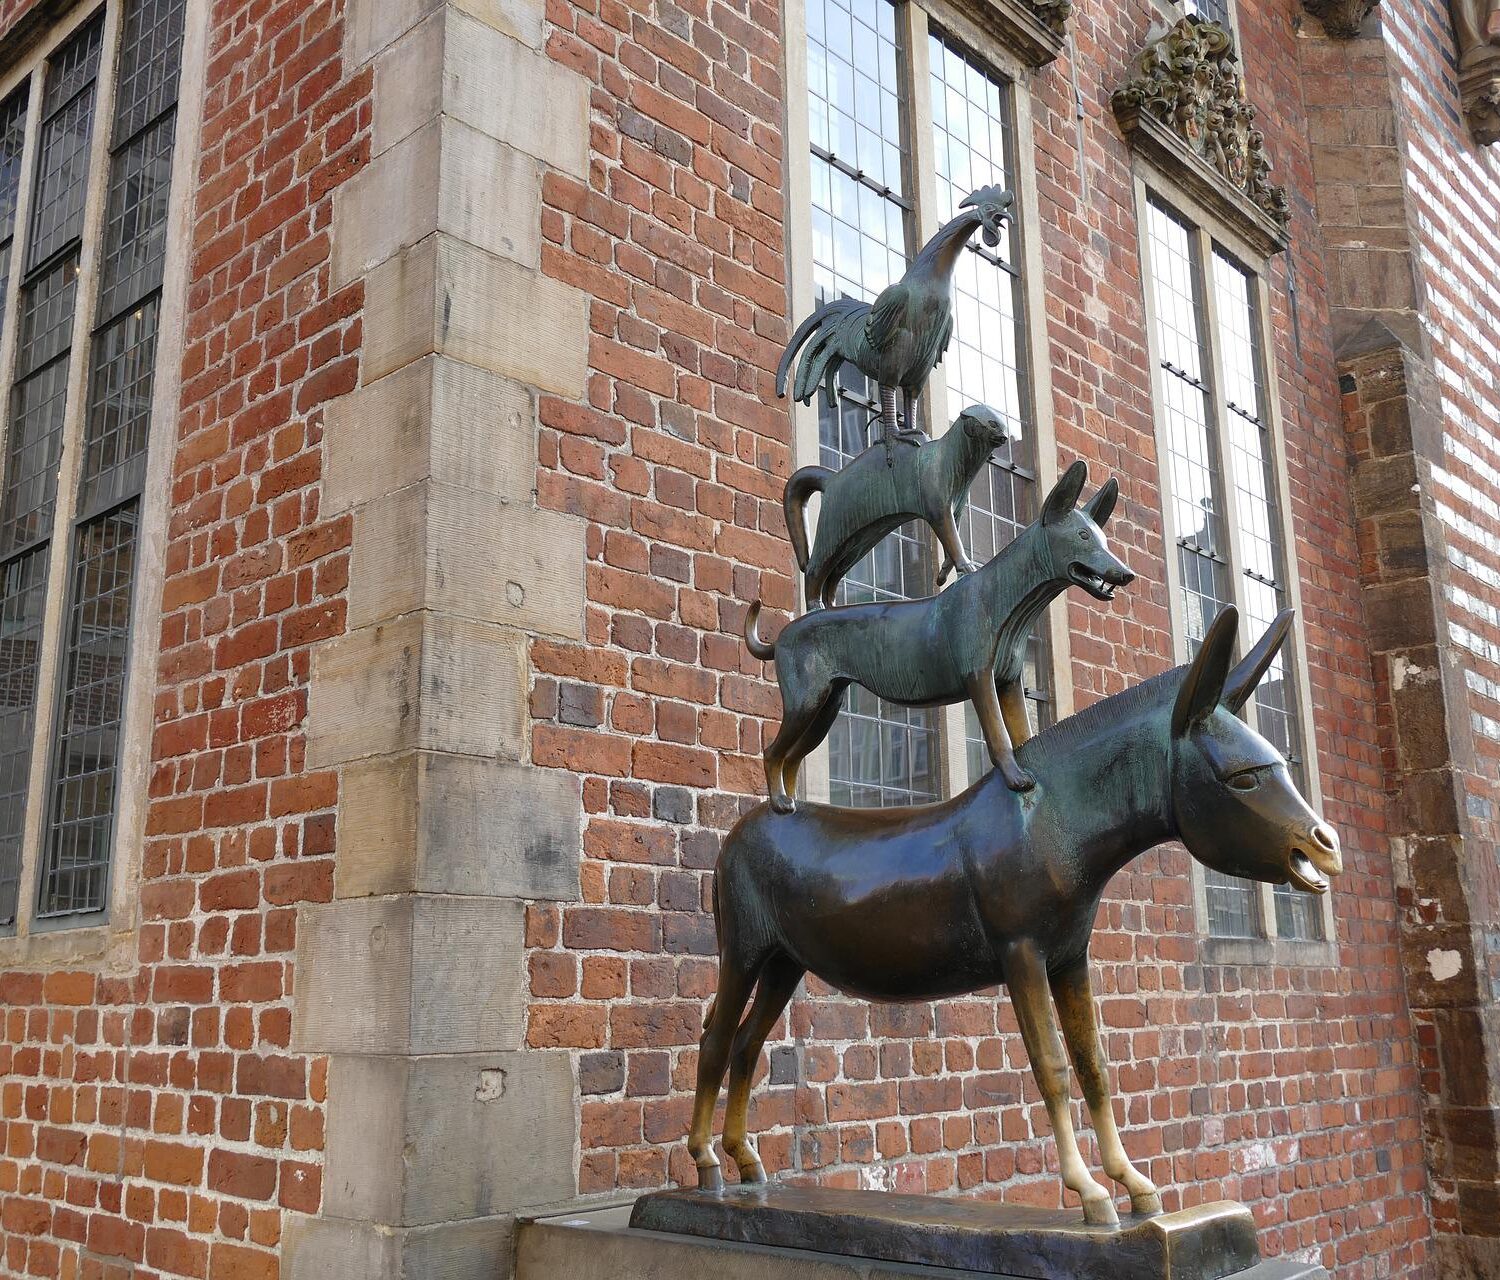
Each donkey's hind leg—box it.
[688,959,757,1190]
[723,956,805,1183]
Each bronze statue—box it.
[689,605,1341,1224]
[775,185,1014,448]
[746,461,1131,808]
[784,404,1012,609]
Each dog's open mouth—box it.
[1068,563,1117,600]
[1287,849,1329,894]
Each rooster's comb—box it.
[960,184,1014,210]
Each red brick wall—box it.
[1377,0,1500,1235]
[523,0,1432,1274]
[0,0,369,1275]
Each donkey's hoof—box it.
[1082,1196,1120,1227]
[696,1163,725,1192]
[1130,1190,1163,1217]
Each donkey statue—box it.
[688,604,1341,1224]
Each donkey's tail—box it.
[783,466,830,572]
[744,600,776,661]
[703,870,724,1030]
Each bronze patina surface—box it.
[688,605,1343,1225]
[747,459,1131,806]
[783,403,1012,609]
[775,184,1014,447]
[630,1185,1259,1280]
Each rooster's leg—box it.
[899,388,927,442]
[879,385,899,465]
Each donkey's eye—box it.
[1228,772,1260,791]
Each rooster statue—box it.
[775,184,1014,451]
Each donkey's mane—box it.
[1016,664,1185,768]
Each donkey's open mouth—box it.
[1068,563,1122,600]
[1288,849,1331,894]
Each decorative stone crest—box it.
[1028,0,1072,37]
[1111,18,1292,239]
[1300,0,1381,38]
[1451,0,1500,144]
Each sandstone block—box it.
[324,356,537,512]
[362,234,589,396]
[336,751,581,902]
[321,1051,576,1225]
[306,613,527,766]
[347,480,586,638]
[293,896,528,1055]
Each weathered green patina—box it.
[690,606,1342,1225]
[747,460,1131,808]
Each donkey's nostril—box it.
[1312,823,1338,852]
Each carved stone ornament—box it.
[1451,0,1500,144]
[1300,0,1381,38]
[950,0,1070,66]
[1111,18,1292,253]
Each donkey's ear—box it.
[1042,460,1088,525]
[1172,605,1239,737]
[1083,477,1119,527]
[1222,608,1295,714]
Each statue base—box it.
[515,1189,1329,1280]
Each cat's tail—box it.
[783,465,830,571]
[744,600,776,661]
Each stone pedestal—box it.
[515,1196,1330,1280]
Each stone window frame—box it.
[782,0,1072,807]
[1131,165,1337,963]
[0,0,204,960]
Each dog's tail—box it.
[783,465,830,571]
[744,600,776,661]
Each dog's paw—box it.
[998,761,1035,792]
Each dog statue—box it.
[747,461,1133,811]
[783,404,1011,609]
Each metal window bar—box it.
[806,0,942,808]
[926,29,1050,777]
[1143,199,1260,940]
[0,20,107,925]
[36,0,185,919]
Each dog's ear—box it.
[1083,477,1119,527]
[1042,460,1088,525]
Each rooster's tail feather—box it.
[777,297,867,405]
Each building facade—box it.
[0,0,1495,1272]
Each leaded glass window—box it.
[802,4,1044,805]
[0,0,187,930]
[1142,196,1321,943]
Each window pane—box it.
[38,505,138,918]
[807,0,937,806]
[79,298,160,513]
[15,252,80,375]
[0,85,29,246]
[113,0,187,140]
[96,112,175,319]
[1,355,72,554]
[26,16,104,272]
[929,33,1050,772]
[0,548,48,925]
[1206,877,1260,938]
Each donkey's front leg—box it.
[966,672,1033,791]
[1005,941,1117,1225]
[1051,957,1162,1217]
